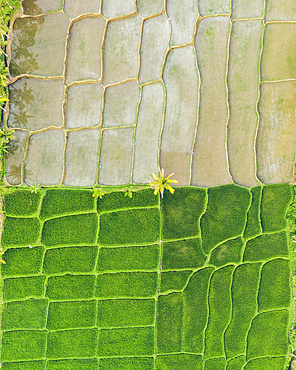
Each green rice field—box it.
[0,184,293,369]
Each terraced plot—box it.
[4,0,296,187]
[0,184,292,369]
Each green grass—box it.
[46,274,95,300]
[261,184,292,232]
[162,187,207,239]
[4,276,45,301]
[96,272,158,298]
[246,310,289,360]
[209,237,244,267]
[2,361,45,370]
[244,356,287,369]
[160,270,192,293]
[47,329,97,358]
[201,184,251,254]
[40,189,95,219]
[2,217,41,246]
[205,265,235,359]
[98,208,160,246]
[42,213,98,247]
[161,238,207,270]
[2,246,44,276]
[43,246,97,274]
[97,299,155,327]
[243,231,289,261]
[97,326,154,356]
[258,258,291,311]
[183,267,214,353]
[224,263,261,359]
[97,188,158,212]
[47,359,97,370]
[47,300,96,330]
[97,244,160,271]
[204,357,226,369]
[98,357,154,370]
[157,292,183,353]
[4,190,42,216]
[156,354,203,369]
[1,330,46,361]
[2,299,47,330]
[243,186,262,239]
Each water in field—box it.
[6,0,296,186]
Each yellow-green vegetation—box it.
[0,185,293,369]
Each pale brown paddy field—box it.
[3,0,296,188]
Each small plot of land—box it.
[0,184,292,369]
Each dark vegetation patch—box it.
[42,213,98,247]
[209,237,244,267]
[46,274,95,300]
[161,238,206,270]
[204,265,235,359]
[204,357,226,370]
[47,359,98,370]
[2,361,45,370]
[4,190,42,216]
[244,356,287,370]
[156,354,203,369]
[97,299,155,327]
[160,270,192,293]
[2,217,40,246]
[4,276,45,301]
[40,189,95,219]
[243,186,262,239]
[98,208,160,246]
[183,268,214,353]
[243,231,288,261]
[96,272,158,298]
[47,329,97,359]
[1,330,46,361]
[162,187,207,240]
[258,258,291,311]
[2,246,44,276]
[97,188,157,212]
[246,310,289,360]
[43,246,97,274]
[97,244,160,272]
[201,184,251,254]
[47,300,96,330]
[226,355,245,370]
[98,357,154,370]
[157,292,183,353]
[261,184,292,232]
[224,263,261,359]
[97,326,154,357]
[2,299,47,330]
